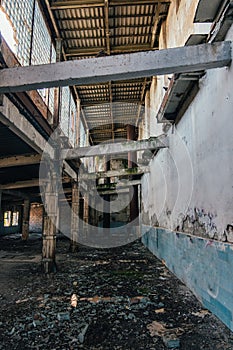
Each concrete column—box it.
[42,170,58,273]
[22,198,30,240]
[70,181,80,252]
[145,90,151,139]
[83,193,89,237]
[127,125,139,224]
[75,99,81,147]
[53,38,62,128]
[0,190,3,233]
[103,157,111,229]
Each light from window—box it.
[12,211,19,226]
[0,8,17,54]
[4,211,11,227]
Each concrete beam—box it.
[63,162,78,181]
[2,189,29,199]
[0,154,41,168]
[0,180,39,190]
[50,0,170,9]
[0,42,231,93]
[80,166,150,179]
[0,177,71,190]
[96,179,141,190]
[62,135,167,159]
[0,96,54,157]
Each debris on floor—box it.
[0,235,233,350]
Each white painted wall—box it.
[141,19,233,241]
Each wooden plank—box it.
[0,42,231,93]
[62,135,168,159]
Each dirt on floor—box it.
[0,234,233,350]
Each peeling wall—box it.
[142,10,233,243]
[142,227,233,331]
[141,2,233,331]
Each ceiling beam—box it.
[151,3,161,48]
[0,154,41,168]
[80,166,150,179]
[50,0,170,10]
[0,179,40,190]
[2,189,29,199]
[0,42,231,93]
[104,0,111,55]
[62,135,167,159]
[0,96,54,157]
[66,44,152,57]
[0,177,71,190]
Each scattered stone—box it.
[192,309,210,318]
[57,312,70,322]
[70,293,78,308]
[162,334,180,349]
[33,320,41,327]
[0,238,232,349]
[155,308,165,314]
[78,324,89,344]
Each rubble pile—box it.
[0,236,232,349]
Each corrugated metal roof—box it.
[42,0,170,143]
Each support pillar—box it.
[53,38,62,128]
[0,190,3,233]
[42,170,58,273]
[103,157,111,229]
[75,99,81,147]
[22,198,30,240]
[70,181,80,252]
[127,125,139,224]
[83,193,89,237]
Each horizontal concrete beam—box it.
[79,179,141,194]
[63,161,78,181]
[62,135,168,159]
[50,0,170,9]
[0,179,40,190]
[0,96,54,157]
[0,177,71,190]
[0,154,41,168]
[0,42,231,93]
[97,188,129,195]
[96,179,141,190]
[80,166,150,179]
[2,189,29,199]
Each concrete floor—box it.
[0,234,232,349]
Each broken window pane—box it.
[12,212,19,226]
[4,211,11,227]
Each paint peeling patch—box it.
[225,224,233,243]
[179,208,218,240]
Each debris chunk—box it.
[70,293,78,308]
[57,312,70,322]
[162,333,180,349]
[78,324,89,344]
